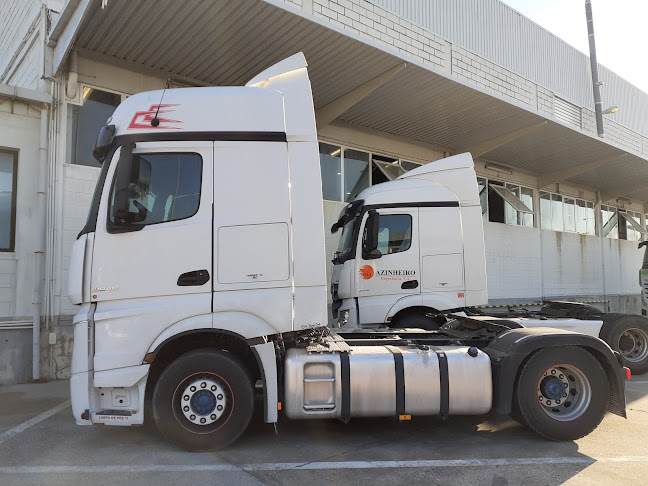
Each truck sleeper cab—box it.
[69,54,627,450]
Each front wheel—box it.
[511,346,608,441]
[152,349,254,450]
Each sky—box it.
[499,0,648,93]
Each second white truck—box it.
[68,53,629,450]
[330,160,648,375]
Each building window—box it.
[601,205,644,241]
[318,143,421,202]
[540,191,595,235]
[344,149,370,202]
[0,150,17,251]
[319,143,342,201]
[67,87,123,168]
[478,177,533,227]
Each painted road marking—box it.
[0,400,70,447]
[627,381,648,385]
[2,456,648,474]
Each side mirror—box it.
[363,210,381,259]
[93,124,116,163]
[331,222,340,234]
[108,143,146,233]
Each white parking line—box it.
[0,400,71,447]
[627,380,648,384]
[2,456,648,474]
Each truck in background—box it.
[330,169,648,375]
[68,54,628,450]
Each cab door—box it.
[356,208,420,323]
[90,141,213,371]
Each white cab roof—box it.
[357,153,481,207]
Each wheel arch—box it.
[144,312,280,424]
[386,294,457,323]
[483,327,626,418]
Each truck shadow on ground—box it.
[82,398,645,486]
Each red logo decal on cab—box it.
[128,104,182,129]
[359,265,374,280]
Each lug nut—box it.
[217,405,223,411]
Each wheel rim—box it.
[173,373,232,433]
[618,327,648,363]
[537,364,592,422]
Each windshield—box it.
[337,212,361,255]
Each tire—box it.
[152,348,254,450]
[601,315,648,375]
[511,346,608,441]
[390,313,444,331]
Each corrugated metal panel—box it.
[69,0,644,196]
[554,97,582,128]
[369,0,648,136]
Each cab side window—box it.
[109,152,202,226]
[376,214,412,255]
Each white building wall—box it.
[0,1,45,91]
[0,98,43,384]
[483,222,542,301]
[0,100,42,319]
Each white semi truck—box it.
[69,54,629,450]
[331,166,648,375]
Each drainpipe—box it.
[596,191,608,310]
[585,0,605,138]
[33,107,48,380]
[66,50,78,99]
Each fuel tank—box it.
[283,345,492,420]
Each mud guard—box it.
[483,327,626,418]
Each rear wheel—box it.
[603,315,648,375]
[152,348,254,450]
[511,346,608,441]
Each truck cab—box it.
[331,154,487,328]
[68,53,328,435]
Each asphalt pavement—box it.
[0,376,647,485]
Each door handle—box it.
[177,269,210,286]
[401,280,418,289]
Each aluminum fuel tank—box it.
[283,345,492,420]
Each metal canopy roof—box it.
[61,0,648,204]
